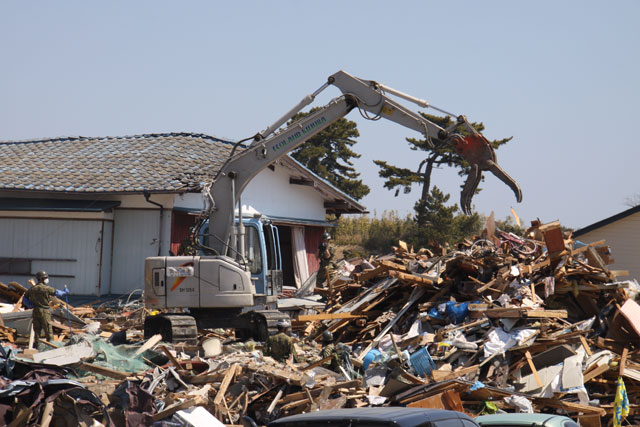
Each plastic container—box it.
[409,347,436,377]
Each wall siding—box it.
[0,218,103,294]
[575,212,640,281]
[111,209,161,294]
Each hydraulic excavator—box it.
[144,70,522,344]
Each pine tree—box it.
[375,112,508,246]
[413,187,483,247]
[375,113,512,201]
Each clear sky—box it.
[1,1,638,230]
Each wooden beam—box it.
[40,401,54,427]
[301,355,332,371]
[279,380,361,404]
[525,351,543,388]
[77,362,130,380]
[152,399,197,421]
[297,312,366,321]
[133,334,162,356]
[533,398,605,416]
[580,336,593,356]
[352,264,391,282]
[214,364,239,405]
[160,346,182,370]
[583,364,610,383]
[379,260,408,272]
[389,270,434,285]
[470,308,567,319]
[266,388,284,414]
[620,348,629,377]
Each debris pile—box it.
[0,219,638,426]
[298,220,639,425]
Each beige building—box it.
[573,206,640,281]
[0,133,365,295]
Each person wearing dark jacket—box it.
[316,232,334,287]
[24,271,68,345]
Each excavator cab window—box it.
[243,225,263,275]
[264,223,281,271]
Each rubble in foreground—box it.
[0,219,638,427]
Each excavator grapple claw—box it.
[452,132,522,215]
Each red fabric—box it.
[170,211,198,255]
[305,226,324,273]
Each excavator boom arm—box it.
[207,71,521,255]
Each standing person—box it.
[264,319,299,362]
[177,228,198,256]
[316,232,334,288]
[24,271,68,345]
[320,330,339,372]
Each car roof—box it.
[475,413,575,427]
[269,408,477,427]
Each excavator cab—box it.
[200,217,283,300]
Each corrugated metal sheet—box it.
[111,209,160,294]
[0,218,103,294]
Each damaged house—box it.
[0,133,364,295]
[573,205,640,281]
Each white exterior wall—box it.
[240,166,326,220]
[575,212,640,281]
[110,208,172,294]
[0,216,109,295]
[173,166,328,221]
[173,193,203,211]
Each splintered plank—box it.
[51,320,84,334]
[619,348,629,377]
[297,313,366,321]
[469,308,567,319]
[570,240,605,256]
[77,362,131,380]
[152,399,197,421]
[279,380,361,404]
[352,265,391,282]
[525,351,543,388]
[160,346,182,370]
[379,260,408,272]
[533,398,605,416]
[388,270,434,286]
[133,334,162,356]
[431,365,480,382]
[525,309,568,318]
[246,363,303,386]
[214,364,240,405]
[301,355,332,371]
[583,364,610,383]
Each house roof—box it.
[0,133,236,193]
[573,204,640,237]
[0,132,366,213]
